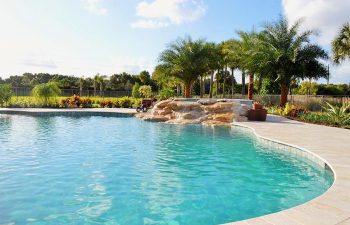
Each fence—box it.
[12,87,132,98]
[253,95,350,111]
[11,87,350,110]
[206,94,350,111]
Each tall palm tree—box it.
[254,17,328,106]
[237,30,260,100]
[93,74,100,96]
[158,37,210,98]
[93,74,106,96]
[78,77,85,96]
[224,39,241,97]
[218,41,231,98]
[206,43,221,98]
[332,22,350,64]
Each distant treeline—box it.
[293,81,350,96]
[0,71,158,92]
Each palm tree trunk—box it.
[79,83,83,96]
[231,68,235,98]
[209,71,214,98]
[280,84,289,107]
[200,76,203,98]
[216,71,219,98]
[241,70,246,96]
[222,82,225,98]
[93,82,97,96]
[223,66,227,98]
[248,73,254,100]
[184,83,191,98]
[176,84,180,96]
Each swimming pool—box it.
[0,115,333,225]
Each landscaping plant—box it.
[139,85,152,98]
[322,102,350,125]
[0,84,13,107]
[32,82,61,107]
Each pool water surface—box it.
[0,115,333,225]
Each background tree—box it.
[236,30,260,100]
[205,42,221,98]
[32,82,61,106]
[255,16,328,106]
[332,22,350,64]
[158,37,210,98]
[224,39,242,97]
[132,83,141,98]
[0,84,13,106]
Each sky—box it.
[0,0,349,84]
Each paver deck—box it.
[228,115,350,225]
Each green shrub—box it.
[7,96,141,109]
[132,98,141,107]
[119,97,132,108]
[158,88,175,100]
[298,112,332,124]
[139,85,152,98]
[100,99,113,108]
[132,83,141,98]
[112,99,121,108]
[32,82,61,106]
[322,102,350,125]
[0,84,13,107]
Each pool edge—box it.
[224,116,350,225]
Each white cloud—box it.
[84,0,108,15]
[111,57,154,74]
[131,0,207,29]
[283,0,350,84]
[131,19,170,29]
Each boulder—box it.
[137,98,249,126]
[212,112,234,123]
[154,100,173,110]
[142,115,169,122]
[202,120,231,127]
[197,99,217,105]
[203,102,233,113]
[168,102,202,111]
[239,104,249,116]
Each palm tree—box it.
[158,37,210,98]
[78,77,85,96]
[237,30,260,100]
[254,17,328,106]
[99,75,107,96]
[332,22,350,64]
[224,39,241,97]
[93,74,106,96]
[93,74,100,96]
[206,43,221,98]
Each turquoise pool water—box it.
[0,115,332,225]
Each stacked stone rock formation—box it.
[136,99,249,126]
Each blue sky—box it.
[0,0,349,83]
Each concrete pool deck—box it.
[229,115,350,225]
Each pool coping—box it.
[0,108,137,117]
[226,115,350,225]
